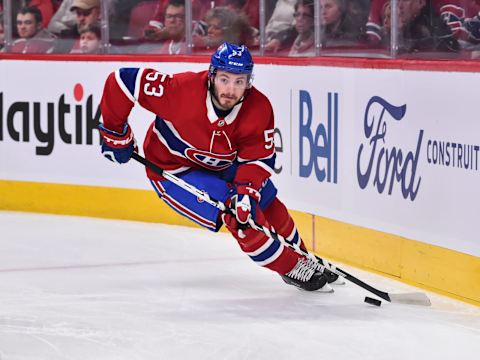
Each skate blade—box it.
[330,277,346,286]
[317,283,334,293]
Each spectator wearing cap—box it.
[55,0,100,53]
[11,6,57,53]
[71,0,100,33]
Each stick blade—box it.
[388,292,431,306]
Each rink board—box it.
[0,59,479,305]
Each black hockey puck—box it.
[364,296,382,307]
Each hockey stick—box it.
[131,152,431,306]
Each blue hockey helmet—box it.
[209,43,254,87]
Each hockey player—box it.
[98,42,334,292]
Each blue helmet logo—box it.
[209,43,254,78]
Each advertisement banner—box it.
[258,66,480,256]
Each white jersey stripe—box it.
[133,68,145,101]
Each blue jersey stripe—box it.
[262,155,276,169]
[154,117,189,157]
[119,68,140,99]
[249,240,281,263]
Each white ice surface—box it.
[0,211,479,360]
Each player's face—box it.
[16,13,40,39]
[212,71,248,110]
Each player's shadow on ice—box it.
[160,276,385,322]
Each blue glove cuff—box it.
[98,123,129,137]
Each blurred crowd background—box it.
[2,0,480,59]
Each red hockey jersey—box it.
[100,68,276,188]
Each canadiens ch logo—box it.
[184,148,237,171]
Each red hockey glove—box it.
[222,212,243,236]
[222,207,266,240]
[98,123,137,164]
[230,184,261,225]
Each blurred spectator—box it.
[382,0,460,53]
[47,0,77,34]
[144,0,210,40]
[320,0,364,47]
[113,0,156,40]
[434,0,480,49]
[366,0,387,44]
[193,6,254,51]
[52,0,62,11]
[264,0,296,53]
[11,6,56,53]
[144,0,184,41]
[0,12,4,51]
[71,0,100,33]
[55,0,100,53]
[289,0,315,56]
[147,0,187,54]
[110,0,147,40]
[346,0,369,36]
[221,0,259,29]
[380,0,391,40]
[71,21,101,53]
[49,0,115,36]
[367,0,461,53]
[21,0,55,28]
[222,0,260,43]
[8,1,54,37]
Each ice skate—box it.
[281,258,333,292]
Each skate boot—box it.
[281,258,333,292]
